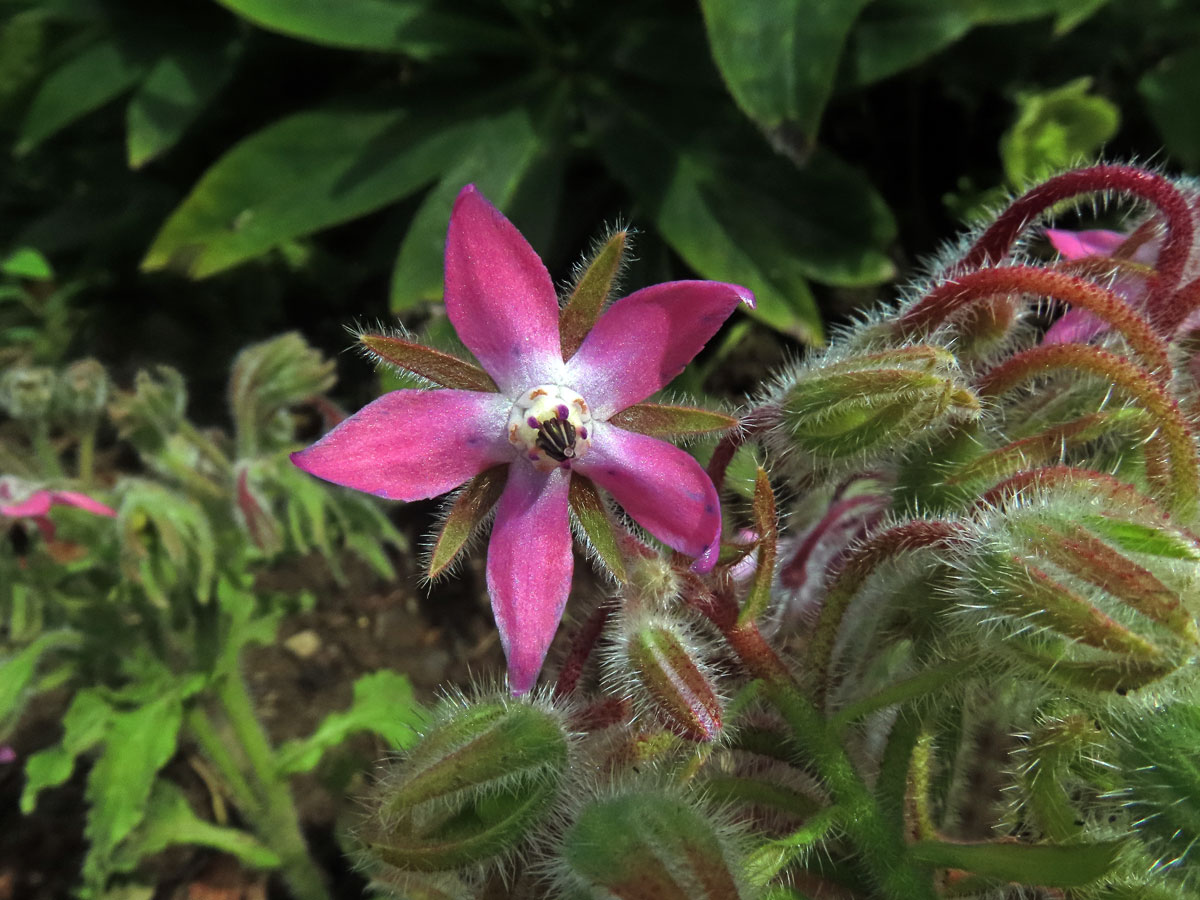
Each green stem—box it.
[214,668,330,900]
[830,658,972,734]
[186,705,265,820]
[745,806,842,886]
[32,420,62,478]
[76,425,96,487]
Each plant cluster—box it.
[342,163,1200,900]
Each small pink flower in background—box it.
[0,476,116,541]
[293,185,753,694]
[1043,227,1160,345]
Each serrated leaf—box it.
[1000,77,1118,186]
[21,690,111,813]
[0,630,80,734]
[143,104,490,278]
[389,107,545,312]
[83,693,184,888]
[213,0,521,57]
[0,247,53,280]
[908,838,1122,886]
[700,0,872,146]
[1081,515,1200,560]
[569,475,626,583]
[428,466,507,580]
[111,780,281,872]
[275,670,423,775]
[126,37,240,168]
[17,39,149,153]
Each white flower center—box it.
[507,384,593,472]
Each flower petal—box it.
[50,491,116,518]
[566,280,753,419]
[486,464,573,695]
[1045,228,1128,260]
[575,423,721,571]
[290,389,512,501]
[444,185,565,396]
[0,491,52,518]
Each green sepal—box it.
[359,332,497,392]
[428,466,507,580]
[608,402,738,438]
[625,619,723,742]
[738,467,776,625]
[569,475,627,583]
[908,838,1123,887]
[561,228,629,359]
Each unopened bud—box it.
[0,366,55,419]
[770,345,979,465]
[608,612,723,742]
[53,359,109,422]
[561,790,747,899]
[109,366,187,449]
[365,697,569,873]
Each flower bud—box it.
[53,358,109,422]
[953,479,1200,691]
[769,345,979,466]
[364,697,569,874]
[560,790,748,900]
[108,366,188,450]
[606,611,723,742]
[0,366,55,419]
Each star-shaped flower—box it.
[292,185,753,693]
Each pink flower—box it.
[292,185,753,693]
[1043,227,1160,345]
[0,475,116,541]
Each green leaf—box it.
[83,693,185,889]
[21,689,111,814]
[1082,515,1200,560]
[212,0,520,58]
[606,403,737,439]
[126,37,240,168]
[143,104,490,278]
[428,466,508,580]
[849,0,1106,85]
[0,630,80,734]
[739,468,777,625]
[275,670,423,775]
[908,838,1122,887]
[1000,77,1118,186]
[0,246,53,280]
[17,39,149,154]
[560,228,630,360]
[111,780,281,872]
[700,0,872,146]
[1140,48,1200,170]
[389,107,545,312]
[568,476,627,583]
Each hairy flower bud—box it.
[767,345,980,467]
[364,697,569,874]
[560,790,748,899]
[53,358,109,422]
[0,366,55,419]
[606,610,723,742]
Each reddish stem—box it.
[976,343,1199,514]
[553,601,615,699]
[899,267,1169,376]
[962,166,1193,331]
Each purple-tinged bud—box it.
[364,696,569,874]
[606,609,723,743]
[560,790,748,899]
[767,345,980,467]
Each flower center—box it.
[507,384,593,471]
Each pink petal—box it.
[1,491,52,518]
[575,423,721,571]
[444,185,565,396]
[1045,228,1128,260]
[1043,308,1110,345]
[566,281,754,419]
[486,464,573,695]
[50,491,116,518]
[290,389,512,501]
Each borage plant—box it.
[294,165,1200,900]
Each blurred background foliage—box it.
[1,0,1198,413]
